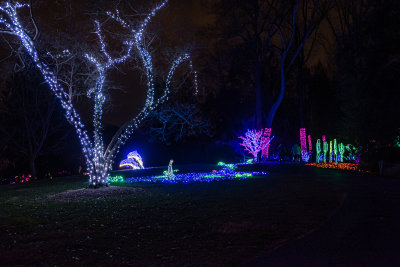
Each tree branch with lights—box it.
[0,1,198,187]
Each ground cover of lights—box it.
[109,162,267,184]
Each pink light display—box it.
[300,128,307,154]
[322,135,327,144]
[261,128,272,159]
[308,135,312,152]
[240,129,272,162]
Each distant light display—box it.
[306,162,368,172]
[300,128,307,156]
[333,139,337,163]
[394,135,400,148]
[323,141,329,163]
[338,143,345,162]
[119,151,144,170]
[308,135,312,152]
[301,151,311,162]
[9,174,32,184]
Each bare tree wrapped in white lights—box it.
[0,1,198,187]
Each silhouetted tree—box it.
[328,0,400,143]
[0,68,72,178]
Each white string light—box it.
[0,1,199,187]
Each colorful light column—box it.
[316,139,321,163]
[308,135,312,153]
[300,128,307,155]
[339,143,345,162]
[261,128,272,159]
[323,141,328,163]
[329,141,333,163]
[333,139,337,163]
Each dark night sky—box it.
[103,0,214,127]
[0,0,331,127]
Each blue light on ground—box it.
[109,162,267,184]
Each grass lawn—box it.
[0,164,345,265]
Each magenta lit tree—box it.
[239,129,273,162]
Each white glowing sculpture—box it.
[119,151,144,170]
[166,159,175,180]
[0,1,198,187]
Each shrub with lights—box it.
[9,174,32,184]
[0,1,198,187]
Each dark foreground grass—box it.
[0,165,345,265]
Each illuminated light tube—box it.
[261,128,272,159]
[300,128,307,156]
[323,141,328,163]
[316,139,321,163]
[339,143,345,162]
[333,139,337,163]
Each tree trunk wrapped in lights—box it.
[261,128,272,160]
[300,128,307,159]
[0,1,198,187]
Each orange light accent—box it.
[306,162,369,172]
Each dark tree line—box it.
[328,0,400,144]
[0,66,79,179]
[196,0,400,147]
